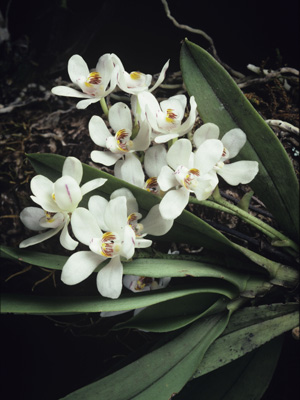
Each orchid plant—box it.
[1,39,299,400]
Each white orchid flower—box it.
[112,54,169,95]
[137,92,198,143]
[61,188,173,299]
[157,139,222,220]
[51,54,117,109]
[123,275,171,293]
[114,144,167,196]
[110,188,174,239]
[19,157,107,250]
[61,195,136,299]
[89,102,151,167]
[193,123,259,185]
[100,276,171,317]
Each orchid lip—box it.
[100,232,121,258]
[174,165,201,191]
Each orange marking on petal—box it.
[165,108,177,124]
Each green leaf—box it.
[193,302,299,377]
[122,258,271,297]
[60,312,230,400]
[26,153,238,253]
[1,245,271,297]
[175,336,283,400]
[0,244,67,270]
[0,283,233,315]
[113,294,229,332]
[180,39,299,240]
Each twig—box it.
[160,0,245,79]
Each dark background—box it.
[1,0,299,399]
[0,0,299,83]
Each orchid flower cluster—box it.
[19,53,259,299]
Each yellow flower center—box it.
[84,71,101,87]
[116,129,133,152]
[183,168,200,190]
[135,276,154,290]
[127,213,143,236]
[165,108,177,124]
[100,232,120,258]
[144,177,160,195]
[130,71,142,80]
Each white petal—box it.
[167,139,192,170]
[221,129,247,159]
[104,196,127,234]
[54,176,82,212]
[59,220,78,250]
[138,92,160,127]
[91,150,122,166]
[39,212,65,229]
[51,86,91,98]
[31,175,54,201]
[68,54,89,85]
[19,226,63,248]
[30,195,60,213]
[217,161,259,185]
[20,207,46,231]
[61,251,104,285]
[173,96,197,135]
[149,59,169,92]
[80,178,107,196]
[114,154,145,188]
[71,207,102,245]
[108,102,132,132]
[194,172,219,201]
[88,195,109,231]
[30,176,59,212]
[159,187,189,220]
[76,98,101,109]
[96,256,123,299]
[193,122,220,148]
[141,204,174,235]
[96,53,115,89]
[144,144,167,178]
[157,165,177,191]
[160,95,186,121]
[194,139,224,174]
[89,115,111,147]
[135,238,152,248]
[110,188,138,216]
[121,225,136,259]
[154,132,179,144]
[132,120,151,151]
[62,157,83,184]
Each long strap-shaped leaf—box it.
[60,312,230,400]
[176,337,283,400]
[194,302,299,377]
[0,281,235,315]
[180,39,299,240]
[0,245,271,297]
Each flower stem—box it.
[100,97,109,117]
